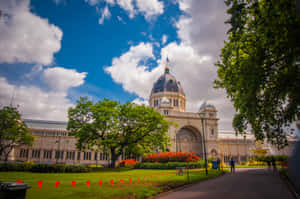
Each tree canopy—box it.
[215,0,300,149]
[0,106,34,161]
[67,97,171,167]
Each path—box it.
[156,168,294,199]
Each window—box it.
[100,153,103,160]
[43,150,52,159]
[84,152,91,160]
[20,149,29,158]
[77,152,81,160]
[154,100,159,107]
[173,99,178,106]
[211,129,214,135]
[55,151,64,159]
[31,149,40,158]
[209,113,214,118]
[163,110,168,115]
[66,151,75,160]
[94,152,98,160]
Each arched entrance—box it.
[176,126,203,158]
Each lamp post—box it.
[55,134,61,164]
[199,112,208,176]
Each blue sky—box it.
[1,0,181,103]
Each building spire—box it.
[165,56,170,74]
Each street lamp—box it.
[55,133,61,164]
[199,112,208,176]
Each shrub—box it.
[31,164,90,173]
[143,152,199,163]
[134,161,204,169]
[0,163,90,173]
[240,161,247,165]
[118,159,139,168]
[0,163,33,171]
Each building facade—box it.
[1,65,298,165]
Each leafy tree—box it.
[67,97,171,167]
[215,0,300,149]
[0,106,34,161]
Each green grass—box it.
[0,168,225,199]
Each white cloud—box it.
[0,67,87,121]
[132,98,149,106]
[162,34,168,45]
[116,0,136,18]
[117,16,126,24]
[0,0,63,65]
[105,42,164,98]
[43,67,87,92]
[135,0,164,20]
[84,0,164,22]
[84,0,100,6]
[98,5,111,24]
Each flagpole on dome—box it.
[165,56,170,74]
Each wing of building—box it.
[1,63,298,165]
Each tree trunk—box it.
[4,152,9,162]
[110,148,119,168]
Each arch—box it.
[176,125,204,158]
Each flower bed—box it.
[143,152,199,163]
[134,161,204,169]
[118,159,139,168]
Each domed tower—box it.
[149,59,186,112]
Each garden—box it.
[0,152,227,199]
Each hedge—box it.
[252,155,289,162]
[143,152,199,163]
[0,163,90,173]
[134,161,205,169]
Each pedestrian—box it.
[230,157,235,173]
[266,157,271,172]
[217,158,221,171]
[271,156,277,175]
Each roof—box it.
[151,68,185,96]
[24,119,67,130]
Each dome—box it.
[151,68,185,96]
[199,101,216,112]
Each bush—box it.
[31,164,90,173]
[0,163,90,173]
[134,161,204,169]
[0,163,33,171]
[240,161,247,165]
[252,155,289,162]
[118,159,139,168]
[143,152,199,163]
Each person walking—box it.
[217,158,221,171]
[266,157,271,172]
[230,157,235,173]
[271,156,277,175]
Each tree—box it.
[67,97,171,168]
[215,0,300,149]
[0,106,34,161]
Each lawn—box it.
[0,168,225,199]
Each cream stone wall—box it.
[150,91,186,112]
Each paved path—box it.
[156,168,294,199]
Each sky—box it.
[0,0,238,130]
